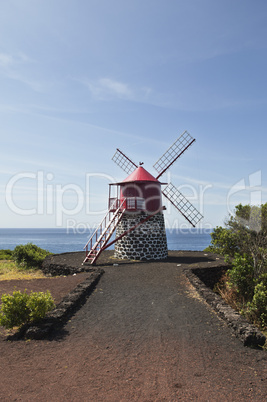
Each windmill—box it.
[83,130,203,264]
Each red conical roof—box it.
[123,166,159,183]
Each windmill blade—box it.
[162,183,203,227]
[112,148,138,175]
[153,131,196,179]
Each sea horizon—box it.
[0,227,213,254]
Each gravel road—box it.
[0,256,266,400]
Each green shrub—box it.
[0,290,55,329]
[204,226,239,257]
[258,273,267,287]
[228,253,255,301]
[13,243,51,270]
[0,249,13,260]
[209,203,267,332]
[246,282,267,329]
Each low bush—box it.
[207,203,267,333]
[245,281,267,329]
[0,249,13,260]
[0,290,55,329]
[13,243,52,270]
[214,264,267,331]
[227,253,255,302]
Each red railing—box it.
[109,197,145,212]
[109,197,120,211]
[83,199,126,264]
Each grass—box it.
[0,260,46,281]
[0,247,49,281]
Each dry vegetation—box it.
[0,260,46,281]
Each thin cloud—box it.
[0,53,14,67]
[77,74,259,113]
[6,71,45,92]
[99,78,132,98]
[0,51,44,92]
[82,77,133,100]
[78,76,154,103]
[0,51,33,68]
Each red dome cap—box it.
[123,166,159,183]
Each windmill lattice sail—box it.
[162,183,203,227]
[153,131,195,179]
[112,148,138,175]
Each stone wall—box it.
[114,212,168,261]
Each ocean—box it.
[0,228,212,254]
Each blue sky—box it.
[0,0,266,229]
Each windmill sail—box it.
[112,148,138,175]
[162,182,203,227]
[153,131,195,179]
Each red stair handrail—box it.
[83,199,126,256]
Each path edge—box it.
[184,267,266,347]
[9,269,104,340]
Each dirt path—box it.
[0,260,266,401]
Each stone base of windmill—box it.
[114,212,168,261]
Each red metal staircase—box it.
[83,200,126,265]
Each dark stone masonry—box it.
[114,212,168,261]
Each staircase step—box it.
[83,203,126,264]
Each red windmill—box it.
[83,131,203,264]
